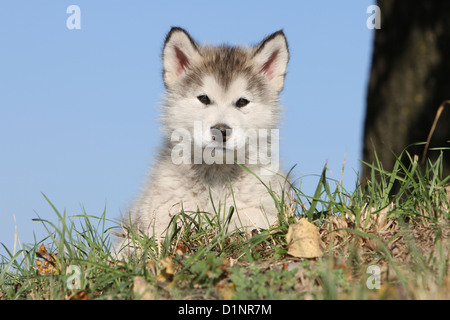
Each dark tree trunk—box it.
[362,1,450,182]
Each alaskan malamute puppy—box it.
[115,27,290,254]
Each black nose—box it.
[211,123,232,142]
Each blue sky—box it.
[0,0,375,255]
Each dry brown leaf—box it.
[157,257,175,289]
[160,257,175,276]
[366,238,379,252]
[36,243,53,261]
[67,290,89,300]
[133,276,155,300]
[35,244,61,275]
[286,218,323,258]
[215,280,235,300]
[175,241,189,255]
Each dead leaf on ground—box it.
[215,280,235,300]
[286,218,323,258]
[175,241,189,256]
[157,257,175,289]
[67,290,89,300]
[35,244,61,276]
[133,276,155,300]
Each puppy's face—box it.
[161,28,289,154]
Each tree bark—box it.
[362,1,450,182]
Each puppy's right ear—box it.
[162,27,201,88]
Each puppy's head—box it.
[161,27,289,153]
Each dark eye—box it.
[197,95,211,105]
[236,98,250,108]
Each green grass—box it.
[1,148,449,300]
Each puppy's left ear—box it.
[253,30,289,93]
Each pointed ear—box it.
[162,27,201,88]
[253,30,289,92]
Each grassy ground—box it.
[1,149,449,300]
